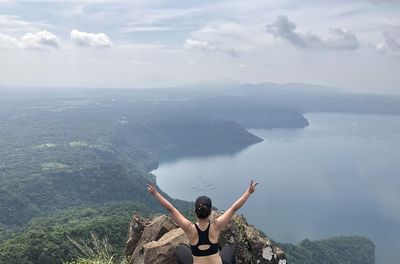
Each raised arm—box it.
[214,180,258,230]
[147,183,193,232]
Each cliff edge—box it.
[125,213,286,264]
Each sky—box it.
[0,0,400,94]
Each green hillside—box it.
[0,202,155,264]
[279,236,375,264]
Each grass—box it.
[65,233,131,264]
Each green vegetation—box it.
[67,234,115,264]
[65,233,131,264]
[279,236,375,264]
[0,202,153,264]
[0,91,264,229]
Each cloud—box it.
[0,30,60,49]
[324,28,360,50]
[224,47,239,57]
[184,21,259,57]
[376,32,400,56]
[0,15,33,32]
[183,38,240,57]
[0,34,20,48]
[192,21,250,48]
[0,15,51,33]
[266,15,360,50]
[21,30,60,49]
[183,38,215,51]
[70,29,112,48]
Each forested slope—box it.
[279,236,375,264]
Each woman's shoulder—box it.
[209,219,220,232]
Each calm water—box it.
[152,113,400,264]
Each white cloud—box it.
[70,29,112,48]
[183,37,240,57]
[0,34,20,48]
[21,30,60,49]
[183,38,215,51]
[0,30,60,49]
[376,31,400,56]
[324,28,361,50]
[184,21,251,57]
[266,15,360,50]
[185,20,274,57]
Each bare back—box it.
[185,220,222,264]
[148,181,257,264]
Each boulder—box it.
[125,214,147,256]
[143,228,189,263]
[125,214,180,263]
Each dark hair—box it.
[195,196,212,219]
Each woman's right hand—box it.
[247,180,258,194]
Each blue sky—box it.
[0,0,399,94]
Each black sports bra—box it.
[190,222,220,257]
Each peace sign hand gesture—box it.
[247,180,258,194]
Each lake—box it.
[151,113,400,264]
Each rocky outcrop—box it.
[125,212,287,264]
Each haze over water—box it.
[152,113,400,264]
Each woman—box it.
[147,180,258,264]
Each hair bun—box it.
[195,196,212,219]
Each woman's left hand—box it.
[147,183,158,195]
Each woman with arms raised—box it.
[147,180,258,264]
